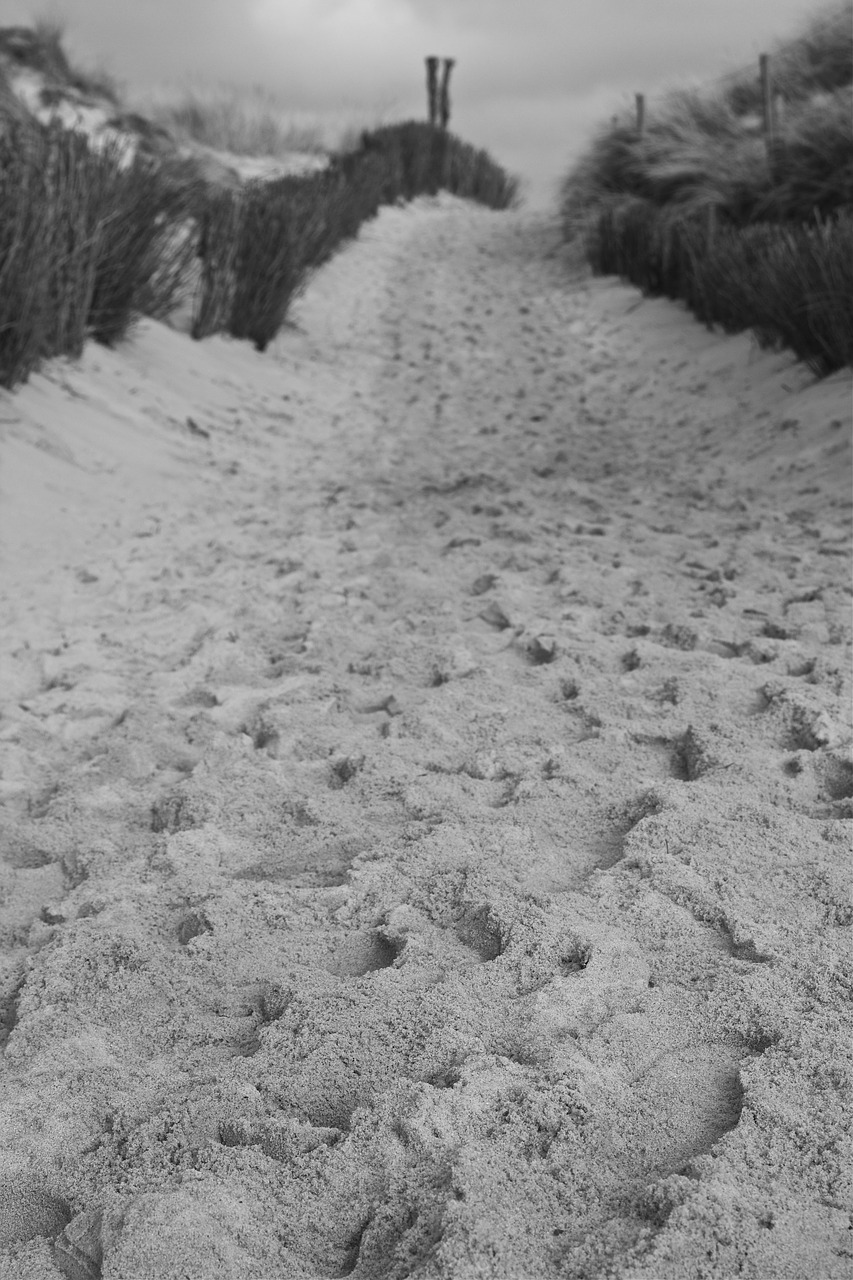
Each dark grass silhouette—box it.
[0,118,197,388]
[142,83,331,159]
[0,120,517,382]
[561,2,853,375]
[0,22,519,380]
[0,20,120,104]
[591,200,853,375]
[0,112,517,380]
[194,123,520,351]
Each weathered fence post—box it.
[635,93,646,137]
[440,58,455,130]
[426,56,439,126]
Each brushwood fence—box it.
[575,40,853,375]
[0,118,518,387]
[0,118,195,388]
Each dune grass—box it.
[0,116,518,385]
[723,3,853,114]
[591,200,852,375]
[139,83,369,160]
[561,1,853,374]
[0,116,197,387]
[0,19,520,384]
[194,123,520,350]
[0,19,120,103]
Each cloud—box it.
[30,0,820,105]
[7,0,823,205]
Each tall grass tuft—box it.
[0,118,197,387]
[0,120,100,385]
[192,121,519,352]
[140,83,342,158]
[724,3,853,114]
[590,199,853,374]
[361,122,521,209]
[192,188,244,340]
[228,178,305,351]
[561,0,853,374]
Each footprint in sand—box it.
[627,1043,747,1174]
[0,1170,70,1250]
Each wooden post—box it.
[426,56,439,126]
[760,53,775,163]
[635,93,646,137]
[440,58,455,130]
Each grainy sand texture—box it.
[0,196,851,1279]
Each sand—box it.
[0,195,850,1279]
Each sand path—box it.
[0,197,851,1279]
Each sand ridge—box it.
[0,196,851,1278]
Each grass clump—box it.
[361,123,520,209]
[86,157,197,345]
[0,20,120,103]
[592,201,852,375]
[0,118,196,388]
[0,21,519,379]
[193,122,519,351]
[561,1,853,374]
[141,83,342,158]
[724,4,853,114]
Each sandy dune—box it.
[0,196,851,1279]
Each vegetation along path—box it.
[0,196,851,1279]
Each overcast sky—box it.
[10,0,825,206]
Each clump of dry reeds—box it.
[0,22,520,382]
[192,122,519,352]
[138,83,349,159]
[0,20,120,103]
[591,200,852,374]
[561,1,853,374]
[0,118,196,387]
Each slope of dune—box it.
[0,196,851,1279]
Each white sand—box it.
[0,196,851,1279]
